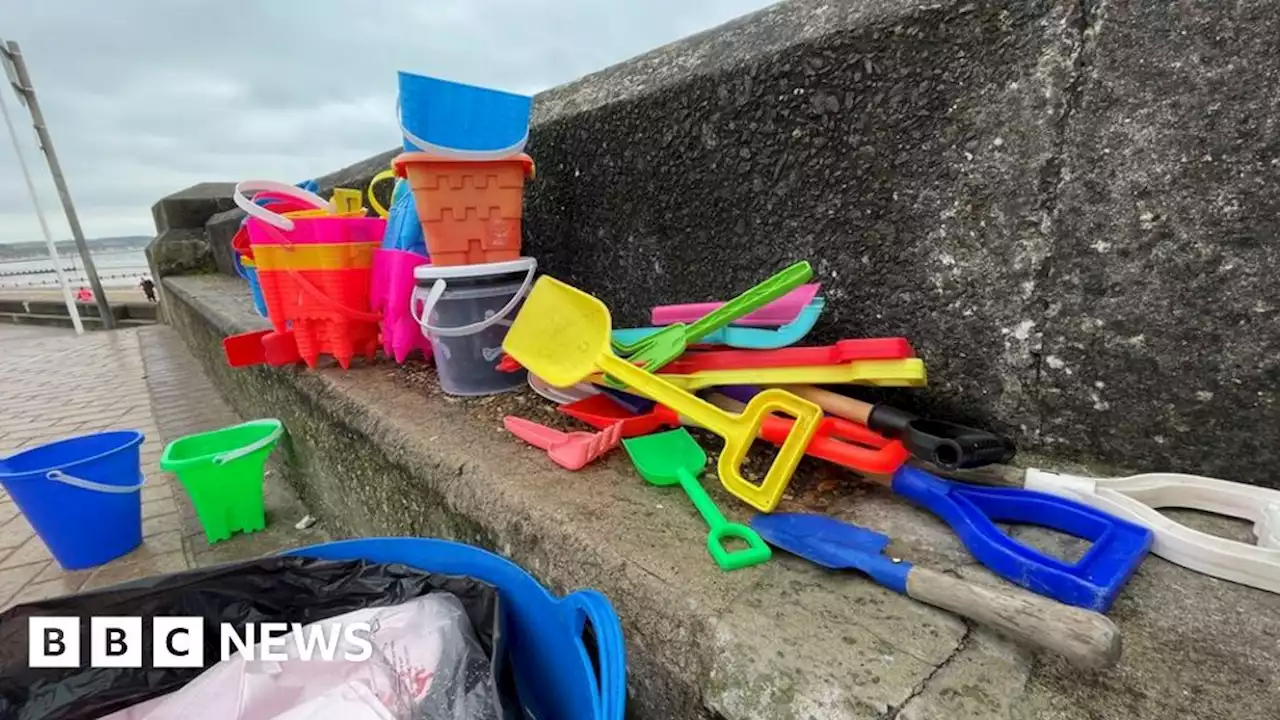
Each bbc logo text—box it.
[28,617,373,668]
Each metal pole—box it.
[2,40,113,328]
[0,84,83,334]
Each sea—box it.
[0,250,152,290]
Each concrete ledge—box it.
[0,299,158,330]
[0,313,152,330]
[162,274,1280,720]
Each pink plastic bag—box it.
[100,594,499,720]
[370,249,433,364]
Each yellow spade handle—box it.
[596,354,823,512]
[596,353,735,431]
[587,358,926,393]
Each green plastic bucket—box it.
[160,419,283,544]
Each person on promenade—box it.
[139,277,156,303]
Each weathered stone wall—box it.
[520,0,1280,486]
[151,0,1279,486]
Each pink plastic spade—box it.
[502,415,623,471]
[650,283,821,327]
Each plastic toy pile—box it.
[205,68,1280,673]
[0,72,627,720]
[495,265,1280,671]
[223,70,537,394]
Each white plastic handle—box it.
[214,424,284,466]
[397,96,530,162]
[46,470,145,494]
[1263,504,1280,550]
[233,180,333,233]
[1026,469,1280,594]
[409,263,537,338]
[527,374,600,405]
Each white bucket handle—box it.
[214,424,284,466]
[46,469,145,494]
[396,96,530,162]
[233,180,333,233]
[409,261,537,338]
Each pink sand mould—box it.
[650,283,821,327]
[503,415,623,471]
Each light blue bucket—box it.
[398,71,532,159]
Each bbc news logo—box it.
[29,617,373,668]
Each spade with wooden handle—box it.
[751,512,1122,669]
[776,384,1015,470]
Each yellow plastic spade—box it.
[504,276,823,512]
[586,358,928,391]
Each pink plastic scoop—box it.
[650,284,821,327]
[503,415,623,471]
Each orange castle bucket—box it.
[393,152,535,267]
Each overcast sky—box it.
[0,0,774,244]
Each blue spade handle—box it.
[891,466,1152,611]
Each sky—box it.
[0,0,775,244]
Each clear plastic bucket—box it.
[411,258,535,396]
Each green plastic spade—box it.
[609,262,813,383]
[623,428,772,571]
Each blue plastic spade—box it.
[890,466,1152,611]
[716,386,1152,611]
[750,513,1122,669]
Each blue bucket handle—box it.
[46,469,145,494]
[563,589,628,720]
[232,252,251,280]
[214,423,284,466]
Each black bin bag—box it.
[0,556,509,720]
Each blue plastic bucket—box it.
[398,71,532,159]
[285,537,626,720]
[233,252,268,318]
[0,431,145,570]
[381,182,427,256]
